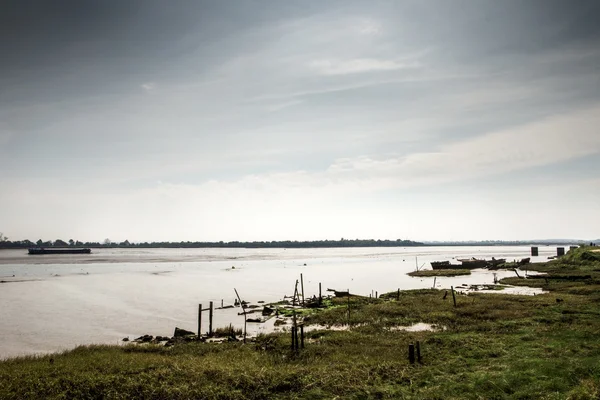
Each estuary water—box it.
[0,246,555,359]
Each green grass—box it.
[408,269,471,277]
[2,248,600,399]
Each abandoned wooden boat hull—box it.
[28,248,92,255]
[457,258,489,269]
[430,261,457,270]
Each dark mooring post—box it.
[347,292,351,323]
[198,304,202,336]
[300,325,305,349]
[531,246,539,257]
[295,326,299,351]
[291,327,296,351]
[433,277,436,289]
[375,291,378,299]
[234,288,247,343]
[408,344,415,364]
[300,273,305,306]
[557,247,565,257]
[451,286,457,307]
[209,301,214,336]
[293,280,299,306]
[319,282,322,305]
[416,341,421,363]
[397,288,400,301]
[221,299,223,308]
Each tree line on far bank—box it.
[0,234,424,249]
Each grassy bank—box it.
[407,269,471,277]
[2,248,600,399]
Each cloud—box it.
[266,99,303,112]
[356,19,382,35]
[141,82,156,93]
[308,58,420,76]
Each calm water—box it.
[0,246,555,359]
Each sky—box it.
[1,0,599,243]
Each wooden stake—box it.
[408,343,415,364]
[347,292,350,324]
[300,325,304,349]
[375,291,378,299]
[209,301,213,336]
[433,277,436,289]
[234,288,247,343]
[300,273,305,306]
[293,280,299,306]
[451,286,457,307]
[319,282,322,305]
[397,288,400,301]
[198,304,202,337]
[291,327,296,351]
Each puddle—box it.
[455,284,545,296]
[389,322,439,332]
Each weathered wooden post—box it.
[347,291,350,323]
[375,291,378,299]
[221,299,223,308]
[294,326,299,351]
[408,344,415,364]
[291,327,296,351]
[451,286,457,307]
[209,301,214,336]
[300,273,305,306]
[319,282,322,305]
[531,246,539,256]
[198,304,202,336]
[433,277,436,289]
[416,341,421,363]
[300,325,304,349]
[234,288,247,343]
[557,247,565,257]
[293,280,299,306]
[397,288,400,301]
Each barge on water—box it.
[28,248,92,255]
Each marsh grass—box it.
[2,249,600,399]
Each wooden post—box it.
[300,273,305,306]
[293,280,299,306]
[557,247,565,257]
[397,288,400,301]
[531,246,539,256]
[408,344,415,364]
[416,341,421,363]
[433,277,436,289]
[209,301,213,336]
[347,292,350,324]
[221,299,223,308]
[234,288,247,343]
[291,327,296,351]
[295,326,299,351]
[375,291,378,299]
[198,304,202,337]
[300,325,304,349]
[451,286,456,307]
[319,282,322,305]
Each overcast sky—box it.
[1,0,599,243]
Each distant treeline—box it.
[0,236,424,249]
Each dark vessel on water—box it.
[28,248,92,255]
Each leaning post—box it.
[198,304,202,337]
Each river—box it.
[0,246,555,359]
